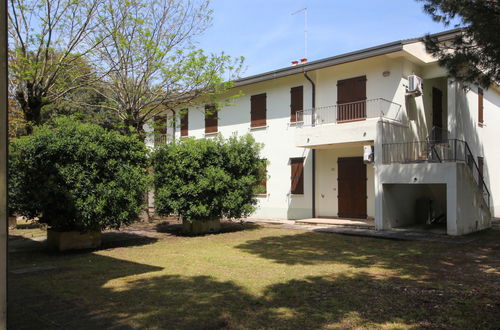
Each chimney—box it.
[300,58,307,64]
[291,60,299,66]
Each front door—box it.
[337,157,367,219]
[432,87,443,141]
[337,76,367,122]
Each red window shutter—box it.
[290,86,303,122]
[251,93,266,127]
[290,157,304,194]
[180,109,188,137]
[154,115,167,135]
[205,104,218,134]
[478,88,484,125]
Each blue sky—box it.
[196,0,458,77]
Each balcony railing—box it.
[296,98,403,127]
[382,139,490,208]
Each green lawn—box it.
[8,223,500,329]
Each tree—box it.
[418,0,500,88]
[90,0,243,141]
[8,0,105,133]
[9,117,149,233]
[152,135,264,235]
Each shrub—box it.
[152,135,264,223]
[9,117,149,232]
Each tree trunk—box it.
[15,86,44,134]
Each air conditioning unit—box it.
[363,145,374,163]
[407,75,423,96]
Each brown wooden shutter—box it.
[205,104,218,134]
[337,76,366,122]
[154,115,167,135]
[478,88,484,125]
[290,86,303,122]
[290,157,304,194]
[180,109,188,137]
[251,93,266,127]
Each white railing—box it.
[296,98,403,127]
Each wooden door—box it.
[337,157,367,219]
[337,76,366,122]
[432,88,444,141]
[432,87,443,128]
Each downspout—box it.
[304,71,316,218]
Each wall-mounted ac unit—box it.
[363,145,374,163]
[407,75,423,96]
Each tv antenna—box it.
[291,7,308,59]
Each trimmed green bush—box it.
[9,117,149,232]
[152,135,264,226]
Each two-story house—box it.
[148,29,499,236]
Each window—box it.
[180,109,188,137]
[290,86,303,122]
[256,159,267,195]
[153,115,167,145]
[478,87,484,126]
[290,157,304,194]
[205,104,218,134]
[250,93,266,128]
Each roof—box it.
[235,28,463,87]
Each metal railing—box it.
[382,139,490,207]
[296,98,403,126]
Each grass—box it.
[8,222,500,329]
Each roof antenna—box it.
[291,7,308,60]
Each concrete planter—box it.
[8,216,17,229]
[47,229,102,251]
[182,219,221,235]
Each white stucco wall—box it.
[175,74,315,219]
[449,82,500,217]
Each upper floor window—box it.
[205,104,218,134]
[251,93,266,128]
[478,87,484,126]
[290,157,304,195]
[180,109,188,137]
[337,76,367,122]
[153,115,167,145]
[290,86,303,123]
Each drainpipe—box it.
[304,71,316,218]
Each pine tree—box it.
[419,0,500,88]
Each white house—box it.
[148,29,500,236]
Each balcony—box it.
[295,98,403,148]
[382,139,490,208]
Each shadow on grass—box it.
[8,229,500,329]
[155,221,260,237]
[10,267,497,329]
[235,231,437,275]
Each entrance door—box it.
[337,76,367,122]
[432,87,443,141]
[337,157,367,219]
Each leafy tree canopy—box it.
[9,117,150,232]
[152,134,264,223]
[419,0,500,87]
